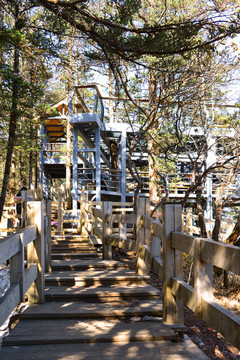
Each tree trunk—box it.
[225,210,240,245]
[19,150,22,187]
[0,44,20,221]
[10,154,16,198]
[212,200,223,242]
[196,187,207,238]
[29,149,33,189]
[35,148,38,189]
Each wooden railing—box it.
[0,200,51,327]
[68,84,104,122]
[42,143,67,158]
[80,197,240,348]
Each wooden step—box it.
[51,247,98,253]
[51,259,125,271]
[45,284,161,302]
[51,240,91,245]
[51,253,102,260]
[20,299,163,320]
[2,319,177,346]
[45,269,151,286]
[52,235,89,241]
[0,339,211,360]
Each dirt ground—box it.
[112,248,240,360]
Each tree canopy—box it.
[37,0,240,61]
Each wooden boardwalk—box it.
[0,233,210,359]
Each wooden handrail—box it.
[80,198,240,349]
[0,225,37,264]
[0,200,51,327]
[172,232,240,275]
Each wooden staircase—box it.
[0,232,210,359]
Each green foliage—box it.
[0,0,73,194]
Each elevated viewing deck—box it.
[39,83,240,220]
[40,85,149,206]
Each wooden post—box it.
[45,200,51,272]
[150,230,161,258]
[194,238,213,318]
[120,210,127,240]
[102,202,112,260]
[80,193,88,235]
[10,233,24,302]
[162,204,183,323]
[91,203,96,236]
[26,201,45,304]
[136,197,149,275]
[58,189,63,232]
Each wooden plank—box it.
[0,338,211,360]
[0,233,20,264]
[93,227,102,239]
[136,198,148,275]
[51,259,125,270]
[102,202,112,260]
[45,284,161,302]
[200,238,240,275]
[142,215,152,231]
[92,207,103,219]
[170,277,195,312]
[162,205,183,324]
[142,244,152,267]
[194,238,213,318]
[172,232,195,256]
[23,225,37,246]
[10,233,24,301]
[106,213,121,222]
[111,202,132,207]
[89,201,102,206]
[172,233,240,274]
[85,204,93,215]
[0,284,20,326]
[46,268,143,278]
[21,299,163,319]
[201,297,240,349]
[150,219,163,260]
[106,213,136,224]
[23,264,38,294]
[152,221,163,239]
[3,320,176,345]
[58,190,63,232]
[107,236,136,251]
[152,256,164,280]
[26,202,45,305]
[172,278,240,349]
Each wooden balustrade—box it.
[0,200,51,327]
[42,143,66,158]
[80,198,240,348]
